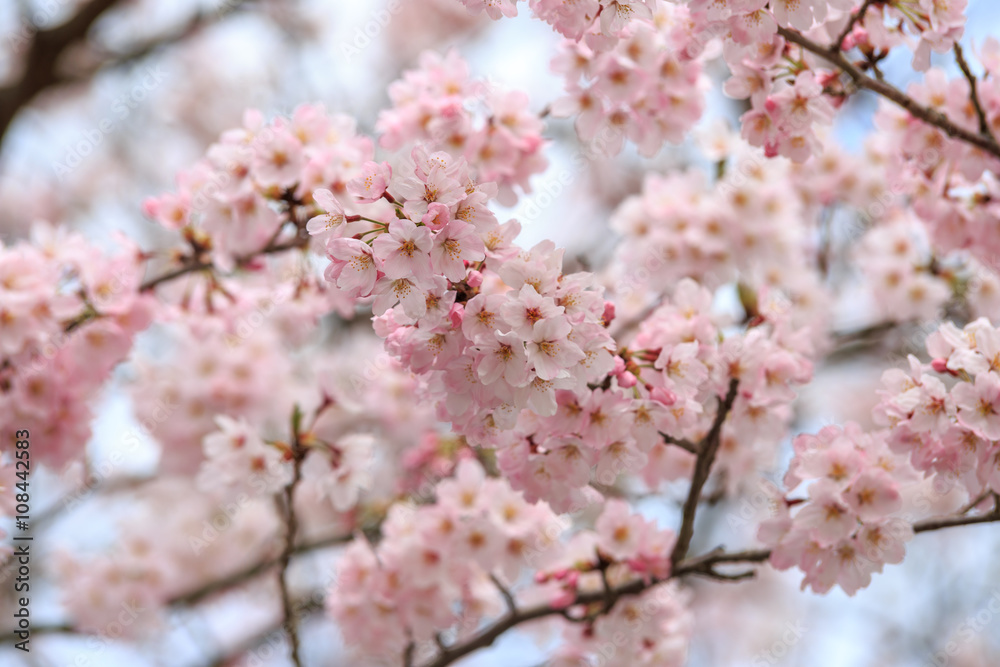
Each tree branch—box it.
[659,431,699,454]
[0,0,122,145]
[777,26,1000,159]
[418,508,1000,667]
[670,378,740,568]
[832,0,877,53]
[139,223,310,292]
[64,0,255,84]
[276,411,308,667]
[953,42,995,141]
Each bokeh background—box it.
[1,0,999,665]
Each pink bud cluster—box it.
[761,423,914,595]
[0,226,153,467]
[329,459,566,660]
[376,49,548,204]
[874,318,1000,497]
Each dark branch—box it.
[276,412,308,667]
[953,43,995,141]
[0,0,122,146]
[660,431,699,454]
[670,378,740,567]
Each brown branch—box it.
[953,43,995,141]
[276,410,308,667]
[832,0,877,53]
[777,26,1000,159]
[913,494,1000,533]
[0,0,122,146]
[670,378,740,568]
[419,547,770,667]
[419,506,1000,667]
[64,0,255,83]
[170,530,352,608]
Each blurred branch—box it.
[0,0,122,146]
[204,596,325,667]
[65,0,255,83]
[0,0,257,150]
[953,43,996,143]
[0,530,352,644]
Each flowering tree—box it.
[3,0,1000,665]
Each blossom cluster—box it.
[874,318,1000,497]
[875,64,1000,270]
[760,423,915,595]
[142,103,374,265]
[541,499,693,667]
[0,225,153,467]
[550,3,706,157]
[855,213,951,323]
[314,147,626,508]
[329,459,567,660]
[626,279,814,493]
[376,49,548,204]
[54,478,283,635]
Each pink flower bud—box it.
[612,355,626,376]
[650,387,677,406]
[618,371,638,389]
[449,303,464,328]
[602,301,616,326]
[466,270,484,288]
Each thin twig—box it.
[276,411,308,667]
[832,0,877,52]
[953,43,995,141]
[489,573,518,614]
[139,227,310,292]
